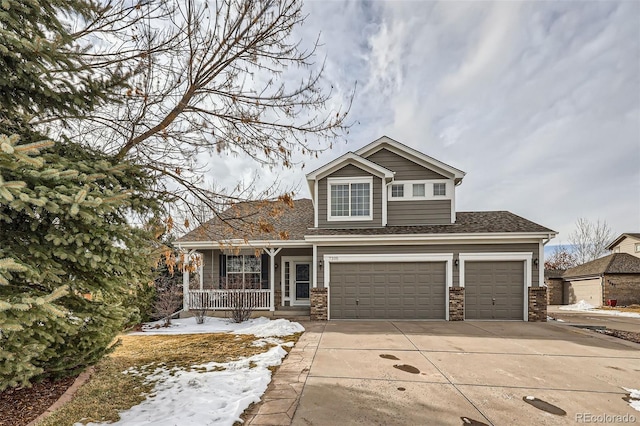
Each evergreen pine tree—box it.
[0,1,161,390]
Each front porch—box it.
[180,246,315,314]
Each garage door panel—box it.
[465,261,524,320]
[330,261,446,319]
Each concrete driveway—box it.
[291,321,640,425]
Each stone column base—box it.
[310,288,328,321]
[528,287,547,322]
[449,287,464,321]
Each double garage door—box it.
[329,260,525,320]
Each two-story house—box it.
[177,136,556,321]
[607,233,640,258]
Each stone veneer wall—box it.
[528,287,547,322]
[545,278,564,305]
[274,289,282,308]
[310,288,328,321]
[603,274,640,306]
[449,287,464,321]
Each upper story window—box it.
[391,184,404,198]
[433,183,446,196]
[613,247,620,253]
[328,177,373,221]
[635,243,640,253]
[412,183,425,197]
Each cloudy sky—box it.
[206,0,640,246]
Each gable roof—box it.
[177,199,313,243]
[606,233,640,250]
[355,136,466,184]
[563,253,640,278]
[305,151,395,180]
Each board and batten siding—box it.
[317,243,540,289]
[366,148,447,180]
[387,199,452,225]
[318,164,383,228]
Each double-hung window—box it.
[226,255,261,289]
[328,177,373,220]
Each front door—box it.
[293,262,310,305]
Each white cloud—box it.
[200,1,640,240]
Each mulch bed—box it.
[0,375,77,426]
[596,328,640,344]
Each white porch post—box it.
[182,249,195,312]
[265,248,282,312]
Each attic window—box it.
[433,183,446,196]
[391,184,404,198]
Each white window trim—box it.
[433,182,447,196]
[327,176,374,221]
[458,252,533,322]
[388,179,453,201]
[323,253,454,321]
[226,254,262,288]
[635,243,640,253]
[281,255,313,306]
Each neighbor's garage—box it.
[563,278,603,307]
[329,262,446,319]
[465,261,524,320]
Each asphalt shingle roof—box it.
[563,253,640,278]
[178,201,554,242]
[177,199,314,242]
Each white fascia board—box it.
[177,240,312,249]
[305,232,557,244]
[355,136,466,181]
[305,152,394,180]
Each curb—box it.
[26,367,95,426]
[546,321,640,350]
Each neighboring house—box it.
[559,253,640,307]
[177,136,556,321]
[607,233,640,258]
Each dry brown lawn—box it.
[38,332,298,426]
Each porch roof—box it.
[178,199,314,243]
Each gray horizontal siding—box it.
[387,200,451,225]
[318,164,382,228]
[366,148,447,180]
[317,243,540,289]
[199,247,312,290]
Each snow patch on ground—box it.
[624,388,640,412]
[559,300,596,311]
[83,317,304,426]
[84,345,288,426]
[546,316,564,322]
[558,301,640,318]
[131,316,305,337]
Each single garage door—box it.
[465,261,524,320]
[329,262,446,319]
[564,278,602,306]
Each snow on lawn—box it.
[559,300,640,318]
[131,316,305,337]
[82,317,304,426]
[624,388,640,412]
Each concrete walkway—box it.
[290,321,640,426]
[245,321,325,425]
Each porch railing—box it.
[188,289,271,310]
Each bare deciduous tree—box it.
[44,0,353,230]
[544,244,577,271]
[153,277,184,326]
[568,218,613,265]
